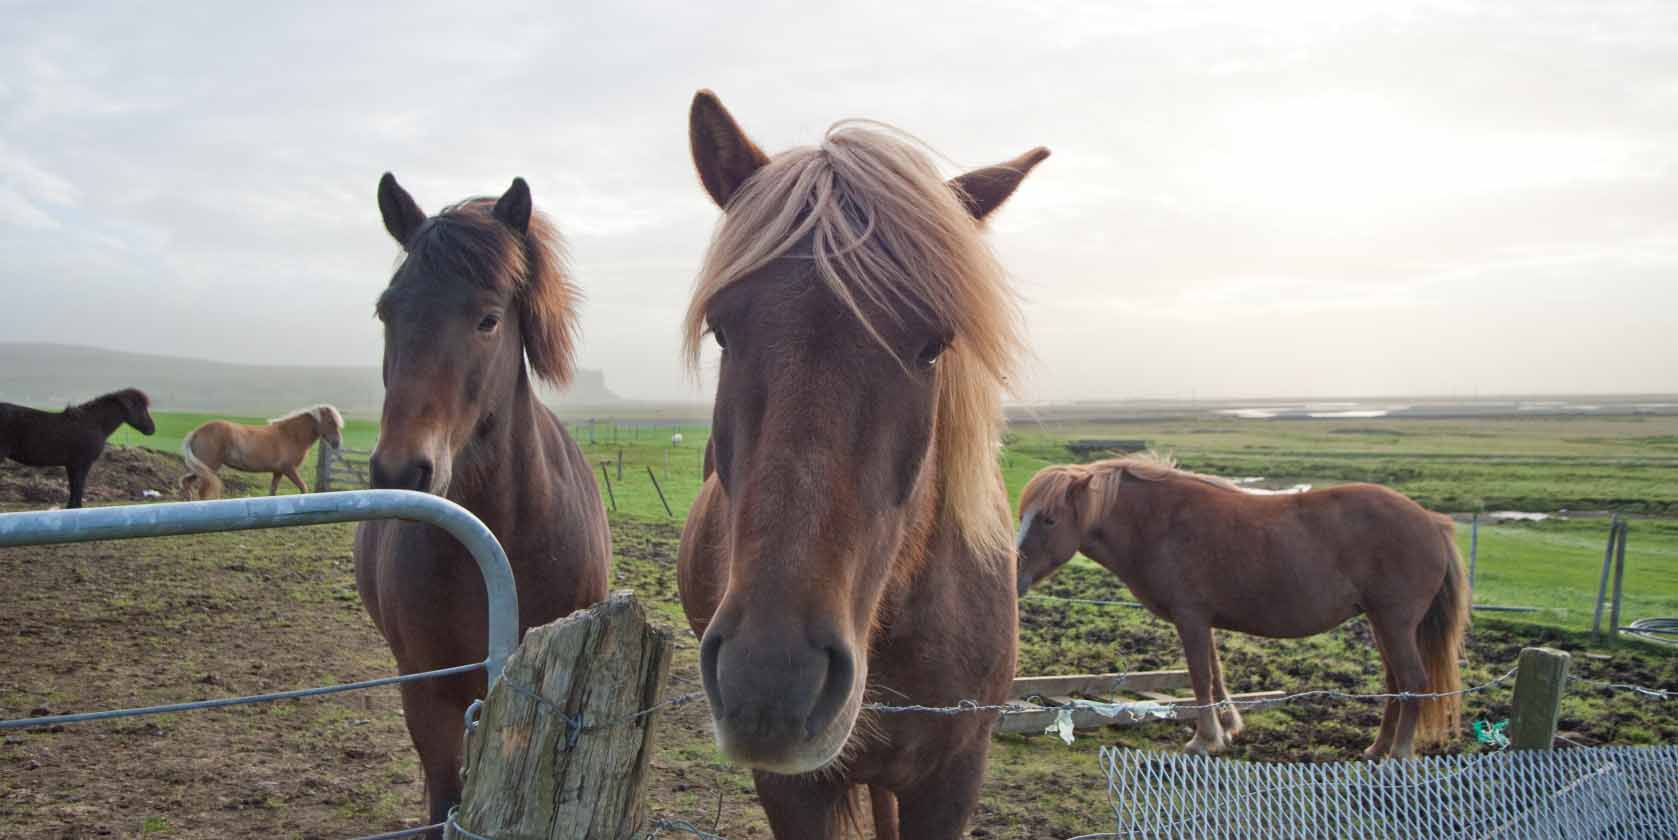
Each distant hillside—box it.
[0,343,619,416]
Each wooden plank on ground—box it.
[1010,670,1190,699]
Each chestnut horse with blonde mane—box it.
[1014,455,1469,759]
[356,173,610,832]
[178,405,344,499]
[677,91,1047,839]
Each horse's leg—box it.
[753,770,850,839]
[1175,616,1227,754]
[1371,614,1428,759]
[895,747,989,839]
[869,785,900,840]
[1209,633,1243,738]
[1363,624,1400,759]
[65,460,91,509]
[268,473,282,496]
[283,465,308,494]
[398,676,468,834]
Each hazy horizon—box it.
[3,2,1674,402]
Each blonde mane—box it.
[1020,453,1242,531]
[681,122,1025,559]
[270,404,344,433]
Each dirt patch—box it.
[0,446,256,507]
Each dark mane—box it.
[71,388,149,416]
[376,198,581,385]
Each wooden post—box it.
[1609,521,1628,642]
[599,463,617,512]
[315,444,333,493]
[1592,515,1619,643]
[1467,512,1479,590]
[616,449,624,481]
[456,592,672,839]
[1509,646,1570,750]
[646,466,673,518]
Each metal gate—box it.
[0,490,518,837]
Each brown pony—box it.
[178,405,345,499]
[676,91,1046,839]
[1014,455,1469,759]
[0,388,155,508]
[355,173,610,830]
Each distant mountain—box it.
[0,343,619,417]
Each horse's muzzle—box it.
[699,617,859,774]
[370,454,435,493]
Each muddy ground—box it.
[2,515,1674,839]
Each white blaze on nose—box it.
[1014,509,1037,552]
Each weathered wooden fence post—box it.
[454,592,672,839]
[1509,646,1570,750]
[315,444,333,493]
[1467,512,1478,590]
[646,467,673,518]
[1608,521,1628,642]
[599,463,617,512]
[1592,515,1621,643]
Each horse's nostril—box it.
[805,644,855,739]
[411,461,434,492]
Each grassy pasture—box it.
[4,408,1677,836]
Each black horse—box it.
[0,389,156,508]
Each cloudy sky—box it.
[2,1,1673,401]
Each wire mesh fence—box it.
[1101,744,1678,840]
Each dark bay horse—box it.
[0,389,155,508]
[1014,455,1469,759]
[355,174,611,828]
[677,90,1047,839]
[179,404,344,499]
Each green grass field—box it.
[122,410,1678,634]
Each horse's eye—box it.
[477,313,501,333]
[712,327,728,350]
[1041,515,1057,527]
[916,337,947,369]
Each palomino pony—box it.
[178,405,345,499]
[356,173,610,829]
[1014,455,1469,759]
[677,91,1047,839]
[0,388,155,508]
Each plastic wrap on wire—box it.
[1099,744,1678,840]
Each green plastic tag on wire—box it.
[1473,718,1509,748]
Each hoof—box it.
[1219,712,1245,739]
[1361,744,1388,760]
[1184,736,1226,756]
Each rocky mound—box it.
[0,446,257,507]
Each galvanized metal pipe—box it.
[0,489,519,683]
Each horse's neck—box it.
[82,399,126,435]
[1082,477,1174,577]
[448,377,548,514]
[276,414,318,446]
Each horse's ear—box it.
[690,89,770,209]
[494,177,533,235]
[378,172,427,248]
[949,147,1051,221]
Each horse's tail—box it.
[1417,514,1470,744]
[179,428,221,499]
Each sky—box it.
[1,0,1674,402]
